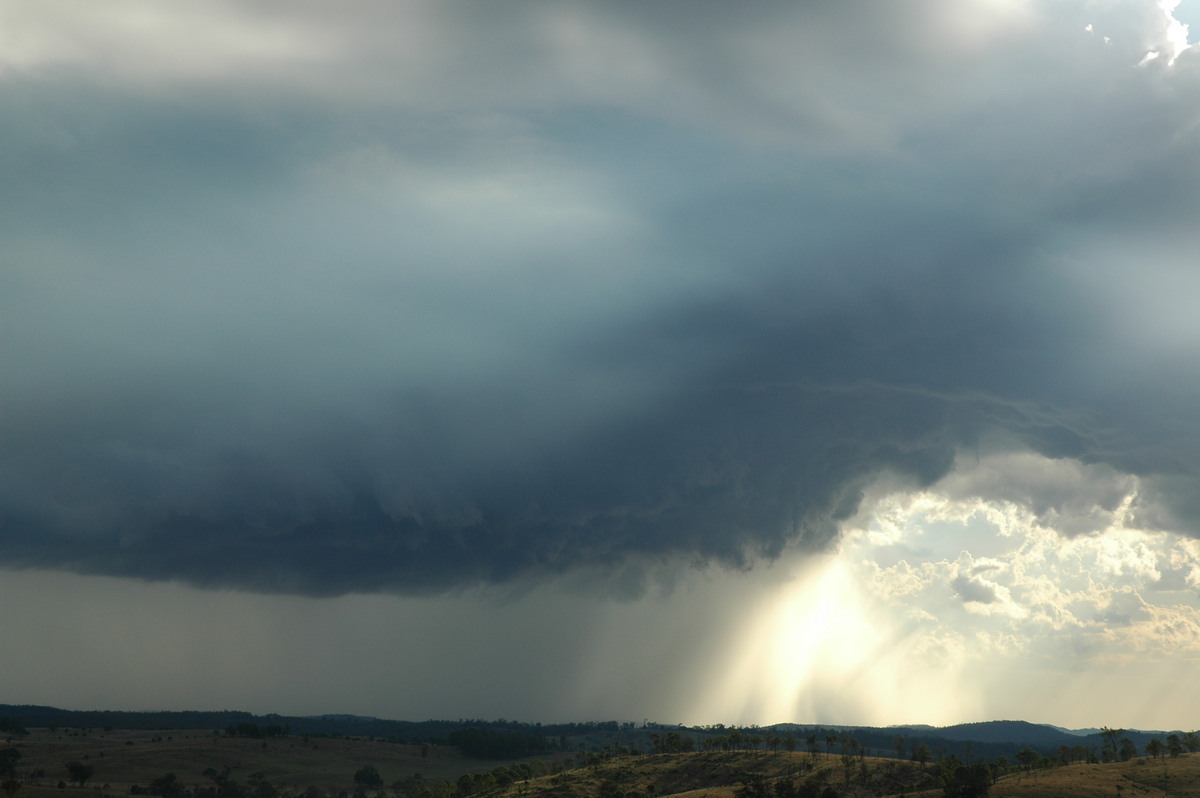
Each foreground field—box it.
[983,753,1200,797]
[4,727,1200,798]
[7,727,522,797]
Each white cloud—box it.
[820,450,1200,724]
[862,558,932,599]
[0,1,340,83]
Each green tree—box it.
[1146,738,1165,760]
[0,749,19,780]
[914,743,932,768]
[65,761,93,787]
[355,767,384,789]
[598,779,623,798]
[1119,738,1138,762]
[150,773,184,798]
[1100,727,1125,762]
[1014,747,1038,771]
[1055,745,1072,765]
[0,720,27,738]
[943,764,991,798]
[839,734,858,756]
[1167,734,1183,758]
[490,767,513,789]
[734,774,770,798]
[840,751,854,785]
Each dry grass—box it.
[984,754,1200,798]
[7,727,539,798]
[532,750,1200,798]
[519,750,921,798]
[6,729,1200,798]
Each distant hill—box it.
[1046,724,1101,736]
[0,704,1189,764]
[924,719,1083,746]
[0,704,261,732]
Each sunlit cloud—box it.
[689,450,1200,728]
[1161,0,1194,61]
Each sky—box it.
[4,0,1200,732]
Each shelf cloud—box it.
[4,0,1200,603]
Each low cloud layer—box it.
[5,1,1200,596]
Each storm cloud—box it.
[5,0,1200,597]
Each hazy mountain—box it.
[0,705,1187,760]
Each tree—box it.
[65,761,93,787]
[735,774,770,798]
[1119,738,1139,762]
[150,773,184,798]
[0,720,27,738]
[598,779,623,798]
[0,749,19,780]
[893,735,907,761]
[1167,734,1183,758]
[943,764,991,798]
[1015,747,1038,772]
[839,734,858,757]
[355,767,383,789]
[1099,727,1125,762]
[841,751,854,786]
[914,744,932,768]
[1055,745,1072,766]
[805,734,818,759]
[1146,738,1165,760]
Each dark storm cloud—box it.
[4,1,1200,596]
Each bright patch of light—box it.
[695,553,981,727]
[696,451,1200,729]
[1158,0,1193,63]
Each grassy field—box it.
[5,728,1200,798]
[7,727,534,798]
[485,748,1200,798]
[981,753,1200,797]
